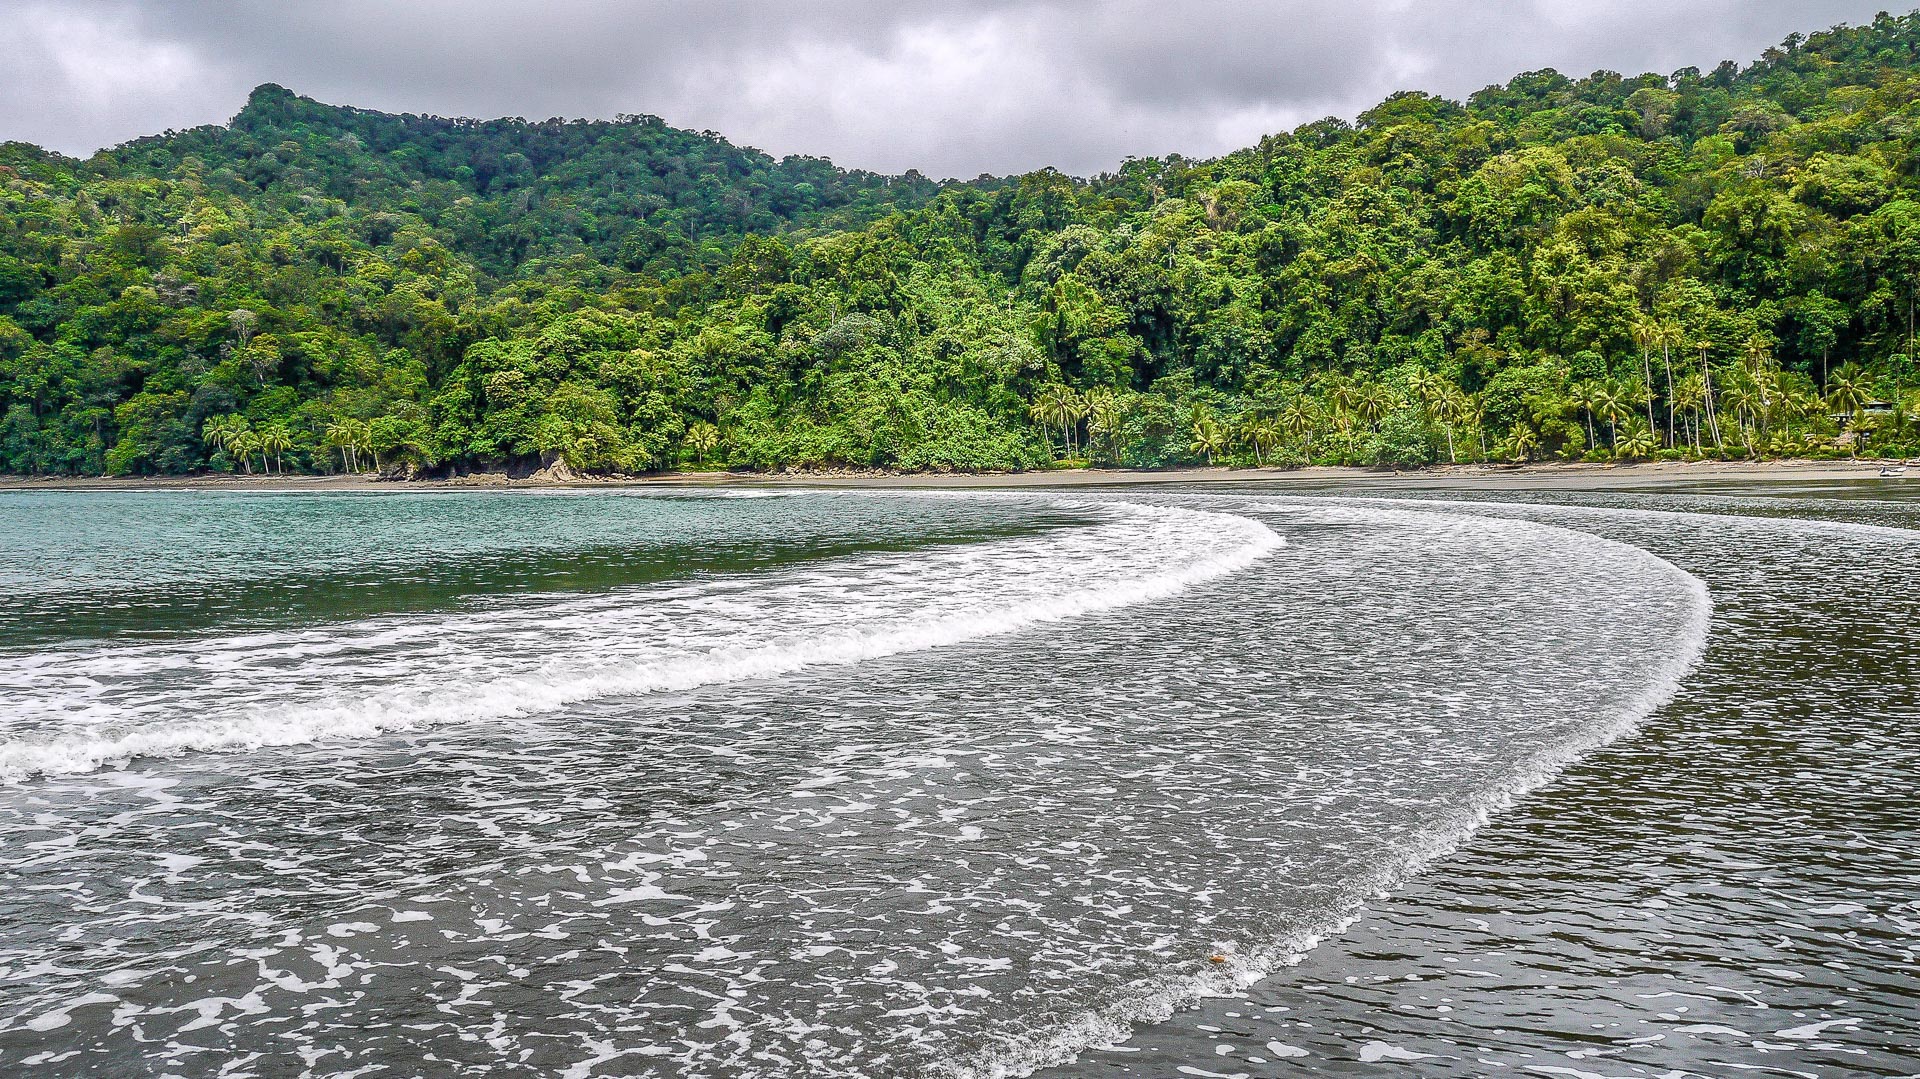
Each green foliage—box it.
[1365,405,1435,468]
[10,14,1920,475]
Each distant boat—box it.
[1881,463,1909,478]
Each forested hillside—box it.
[5,13,1920,476]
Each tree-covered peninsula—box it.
[5,13,1920,476]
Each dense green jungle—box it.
[6,13,1920,476]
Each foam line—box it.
[929,502,1714,1079]
[0,502,1281,781]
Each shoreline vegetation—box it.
[6,19,1920,483]
[0,457,1906,493]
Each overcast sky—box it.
[0,1,1899,178]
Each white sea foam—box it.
[5,487,1911,1079]
[930,501,1714,1079]
[0,501,1281,780]
[1,493,1770,1079]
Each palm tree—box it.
[1028,384,1076,459]
[1671,373,1705,451]
[1465,391,1490,460]
[1826,366,1871,455]
[1409,370,1458,462]
[228,429,262,475]
[1742,335,1779,439]
[201,415,248,471]
[1354,382,1394,433]
[1593,382,1628,449]
[686,421,719,467]
[1652,321,1685,446]
[1505,423,1540,462]
[1238,415,1280,466]
[1777,388,1819,448]
[1234,415,1259,466]
[1256,417,1283,465]
[1189,411,1228,465]
[1719,382,1762,455]
[324,420,356,473]
[200,415,229,453]
[1433,395,1459,464]
[345,420,372,473]
[1849,412,1882,456]
[259,424,293,474]
[1615,418,1657,460]
[1618,376,1651,425]
[1279,397,1319,457]
[1438,386,1474,463]
[1061,389,1089,458]
[1409,369,1446,416]
[1026,389,1055,458]
[1693,337,1724,451]
[1828,366,1870,415]
[1631,319,1660,436]
[1570,380,1603,448]
[1083,387,1126,463]
[1319,375,1359,458]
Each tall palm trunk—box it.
[1642,349,1657,435]
[1701,353,1724,450]
[1662,347,1677,447]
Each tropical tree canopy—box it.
[6,17,1920,476]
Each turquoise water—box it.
[0,490,1074,646]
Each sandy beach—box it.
[0,457,1907,495]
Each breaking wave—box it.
[0,501,1281,780]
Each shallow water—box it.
[1053,483,1920,1078]
[0,483,1912,1077]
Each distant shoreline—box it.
[0,458,1907,494]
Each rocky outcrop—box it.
[526,456,580,484]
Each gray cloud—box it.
[0,0,1896,177]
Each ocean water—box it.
[0,483,1911,1077]
[1054,483,1920,1078]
